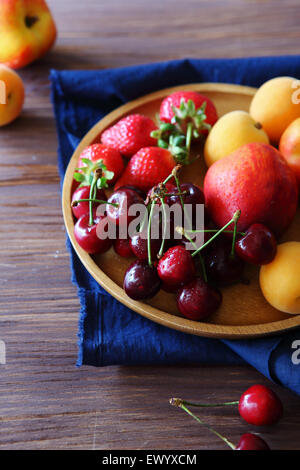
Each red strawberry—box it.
[114,147,175,192]
[101,114,157,158]
[159,91,218,135]
[78,143,124,184]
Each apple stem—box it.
[170,399,236,450]
[191,210,241,258]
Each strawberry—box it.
[77,143,124,185]
[101,114,157,158]
[159,91,218,135]
[114,147,175,192]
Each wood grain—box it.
[0,0,300,450]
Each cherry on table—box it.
[157,245,196,288]
[235,223,277,265]
[235,433,270,450]
[123,260,161,300]
[177,278,222,320]
[74,214,112,254]
[71,185,107,220]
[239,384,283,426]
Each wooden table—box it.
[0,0,300,450]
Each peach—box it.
[0,0,56,69]
[0,65,24,126]
[260,242,300,314]
[203,143,298,236]
[204,110,269,167]
[250,77,300,144]
[279,117,300,186]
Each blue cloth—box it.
[50,57,300,395]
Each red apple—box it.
[279,118,300,187]
[203,143,298,236]
[0,0,56,69]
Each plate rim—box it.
[62,82,300,339]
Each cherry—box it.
[168,182,205,208]
[123,260,161,300]
[235,433,270,450]
[205,237,245,286]
[146,182,177,205]
[157,245,196,288]
[235,223,277,265]
[74,214,112,254]
[177,278,222,320]
[106,188,144,227]
[130,232,161,261]
[239,384,283,426]
[117,185,146,200]
[71,185,107,220]
[113,238,133,258]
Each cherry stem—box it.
[177,227,207,282]
[187,229,246,236]
[170,399,236,450]
[147,200,156,267]
[72,198,118,207]
[230,210,241,257]
[88,174,98,226]
[171,398,239,408]
[158,197,167,258]
[191,210,241,258]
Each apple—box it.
[0,0,56,69]
[279,117,300,187]
[260,242,300,314]
[203,143,298,236]
[0,65,24,126]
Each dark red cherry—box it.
[168,182,205,207]
[74,214,112,254]
[106,188,144,227]
[130,232,161,261]
[177,278,222,320]
[235,433,270,450]
[114,238,133,258]
[157,245,196,288]
[123,260,161,300]
[205,237,245,286]
[117,185,146,200]
[235,223,277,265]
[71,185,107,219]
[146,182,177,205]
[239,384,283,426]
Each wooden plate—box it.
[62,83,300,339]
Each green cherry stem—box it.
[177,226,207,282]
[187,229,246,236]
[88,172,99,226]
[191,210,241,258]
[170,397,239,408]
[147,200,156,267]
[158,197,167,258]
[72,198,118,207]
[169,399,236,450]
[231,210,241,257]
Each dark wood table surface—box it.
[1,0,300,450]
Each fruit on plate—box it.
[157,245,196,288]
[106,187,144,227]
[113,238,133,258]
[250,76,300,143]
[71,185,107,220]
[114,147,175,192]
[74,213,112,255]
[123,260,161,300]
[204,142,299,236]
[204,110,269,167]
[205,237,245,286]
[159,90,218,135]
[101,114,157,158]
[0,0,56,69]
[77,144,124,185]
[259,241,300,314]
[235,223,277,266]
[279,117,300,186]
[239,384,283,426]
[0,65,24,126]
[177,278,222,320]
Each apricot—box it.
[204,110,269,167]
[260,242,300,314]
[250,77,300,144]
[0,65,24,127]
[279,117,300,186]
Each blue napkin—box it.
[50,57,300,395]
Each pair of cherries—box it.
[171,384,283,450]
